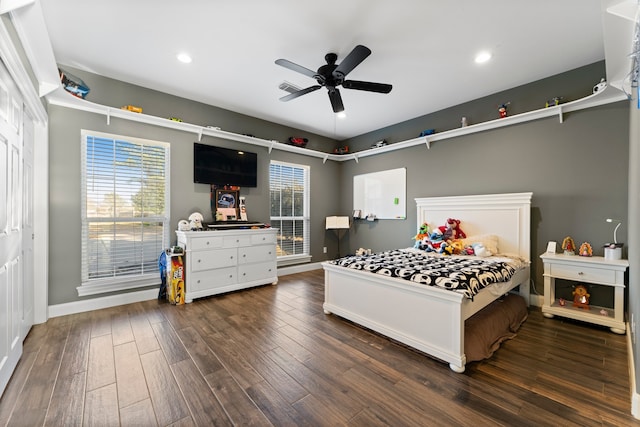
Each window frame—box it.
[269,160,311,266]
[78,130,170,296]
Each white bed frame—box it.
[322,192,532,373]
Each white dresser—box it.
[176,228,278,303]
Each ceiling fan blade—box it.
[343,80,392,93]
[279,85,322,102]
[333,45,371,78]
[328,88,344,113]
[275,58,317,79]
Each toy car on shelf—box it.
[121,105,142,113]
[288,137,308,148]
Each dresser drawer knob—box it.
[197,259,201,263]
[578,272,584,275]
[243,254,246,258]
[206,241,210,245]
[197,279,201,284]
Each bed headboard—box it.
[415,192,532,261]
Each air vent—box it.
[278,81,301,94]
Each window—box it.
[269,160,311,265]
[79,130,170,296]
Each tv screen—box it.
[193,143,258,187]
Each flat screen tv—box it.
[193,143,258,187]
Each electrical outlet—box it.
[323,246,327,254]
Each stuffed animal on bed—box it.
[438,218,466,240]
[413,222,432,249]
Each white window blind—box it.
[79,130,170,296]
[269,160,310,263]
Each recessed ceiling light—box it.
[177,53,192,64]
[474,51,492,64]
[337,112,347,119]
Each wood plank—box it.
[150,321,190,365]
[119,398,158,427]
[204,366,273,426]
[127,304,161,355]
[140,350,191,426]
[114,341,149,408]
[111,308,135,346]
[86,334,115,392]
[83,383,119,427]
[44,371,86,427]
[170,358,233,426]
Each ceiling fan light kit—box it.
[275,45,392,113]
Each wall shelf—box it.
[46,84,628,164]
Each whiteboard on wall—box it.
[353,168,406,219]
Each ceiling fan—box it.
[275,45,392,113]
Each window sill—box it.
[77,274,159,297]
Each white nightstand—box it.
[540,253,629,334]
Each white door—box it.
[0,59,24,397]
[21,111,34,339]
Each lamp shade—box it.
[326,216,350,229]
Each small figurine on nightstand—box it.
[579,242,593,257]
[559,298,566,306]
[572,284,590,309]
[562,236,576,255]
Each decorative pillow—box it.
[462,234,499,255]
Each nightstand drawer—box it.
[550,263,615,284]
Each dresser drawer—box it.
[238,261,276,282]
[189,235,247,250]
[251,233,276,245]
[238,245,276,264]
[188,266,236,292]
[550,263,616,284]
[190,248,236,272]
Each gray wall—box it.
[48,71,341,305]
[337,62,630,302]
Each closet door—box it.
[0,59,24,397]
[21,111,33,339]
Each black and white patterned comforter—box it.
[329,249,524,299]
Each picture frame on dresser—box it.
[214,189,239,220]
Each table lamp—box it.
[326,216,350,258]
[604,218,623,260]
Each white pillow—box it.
[461,234,499,255]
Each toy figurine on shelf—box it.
[562,236,576,255]
[579,242,593,257]
[572,284,590,309]
[545,97,563,108]
[498,102,510,118]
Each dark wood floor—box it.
[1,269,638,426]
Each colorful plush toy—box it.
[438,218,466,241]
[413,222,432,249]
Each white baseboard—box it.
[628,322,640,419]
[277,262,323,276]
[48,289,159,318]
[529,294,543,307]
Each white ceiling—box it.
[39,0,606,140]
